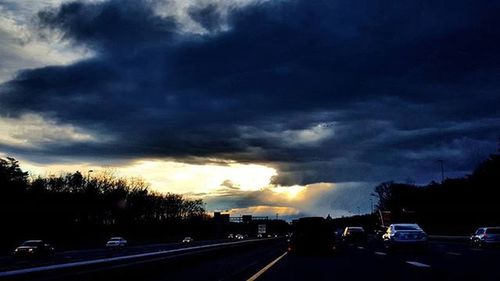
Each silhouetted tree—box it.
[373,151,500,234]
[0,157,207,253]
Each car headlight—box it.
[28,248,34,253]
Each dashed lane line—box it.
[357,246,365,250]
[374,251,387,256]
[406,261,431,268]
[247,252,288,281]
[446,252,462,256]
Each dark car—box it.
[342,226,367,245]
[470,227,500,248]
[13,240,55,258]
[382,224,428,250]
[288,217,335,255]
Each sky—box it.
[0,0,499,219]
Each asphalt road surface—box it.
[255,240,500,281]
[0,239,230,272]
[2,238,500,281]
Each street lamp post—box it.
[437,160,444,183]
[87,170,94,182]
[370,193,378,213]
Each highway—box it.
[0,239,231,272]
[256,240,500,281]
[1,238,500,280]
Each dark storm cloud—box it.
[1,0,500,184]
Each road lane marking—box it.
[374,251,387,256]
[357,246,365,250]
[446,252,461,256]
[406,261,431,268]
[0,238,276,278]
[247,252,287,281]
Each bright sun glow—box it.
[117,160,278,194]
[20,158,278,195]
[271,185,307,200]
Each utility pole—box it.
[437,160,444,183]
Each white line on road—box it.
[446,252,462,256]
[247,252,287,281]
[357,246,365,250]
[406,261,431,268]
[374,251,387,256]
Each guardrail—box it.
[0,238,277,279]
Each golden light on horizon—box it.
[20,158,278,195]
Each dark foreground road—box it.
[257,240,500,281]
[2,238,500,281]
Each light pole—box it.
[437,160,444,183]
[370,193,378,213]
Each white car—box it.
[470,227,500,248]
[182,237,194,243]
[106,237,128,247]
[382,224,427,250]
[235,234,244,240]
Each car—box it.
[235,234,244,240]
[227,233,234,239]
[382,224,428,250]
[288,217,336,255]
[470,227,500,248]
[342,226,367,245]
[106,237,127,247]
[13,240,55,258]
[257,234,263,238]
[182,236,194,243]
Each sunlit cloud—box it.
[228,205,300,217]
[117,159,277,194]
[239,122,335,148]
[152,0,272,34]
[204,182,371,218]
[0,2,94,82]
[0,113,98,148]
[18,158,277,194]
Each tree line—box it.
[0,157,207,252]
[372,152,500,234]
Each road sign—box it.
[258,224,266,234]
